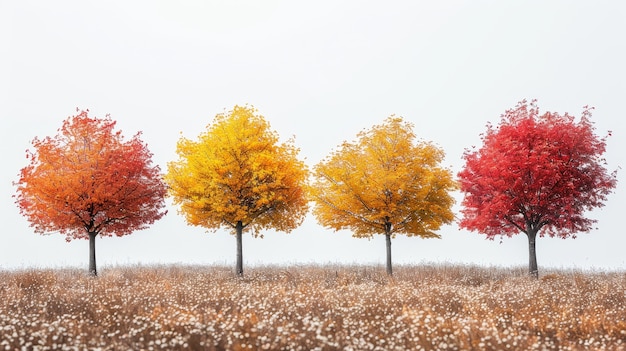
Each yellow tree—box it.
[311,117,456,275]
[165,105,309,276]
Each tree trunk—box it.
[526,229,539,279]
[385,233,392,276]
[236,221,244,277]
[88,232,97,277]
[384,221,393,276]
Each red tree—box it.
[14,110,168,276]
[458,100,617,278]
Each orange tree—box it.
[165,105,308,276]
[310,117,456,275]
[14,110,167,276]
[458,100,618,278]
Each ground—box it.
[0,264,624,350]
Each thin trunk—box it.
[236,221,243,277]
[385,221,393,276]
[526,228,538,279]
[88,232,97,277]
[385,233,392,276]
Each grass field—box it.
[0,264,624,350]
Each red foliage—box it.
[14,110,167,241]
[458,100,617,239]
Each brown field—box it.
[0,265,624,351]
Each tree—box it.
[14,110,168,276]
[310,117,457,275]
[458,100,618,278]
[165,105,309,277]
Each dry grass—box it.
[0,264,624,350]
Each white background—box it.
[1,1,624,271]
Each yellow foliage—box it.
[165,105,308,236]
[311,117,457,238]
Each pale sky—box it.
[1,1,624,271]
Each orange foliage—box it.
[14,110,167,241]
[311,116,456,239]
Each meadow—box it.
[0,265,624,351]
